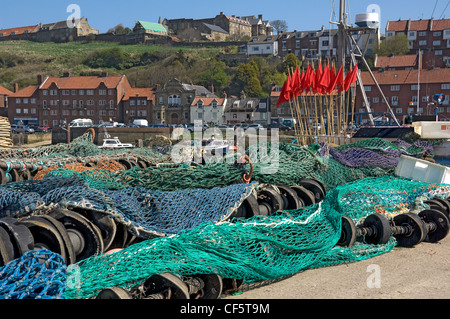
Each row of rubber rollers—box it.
[96,179,327,300]
[337,195,450,248]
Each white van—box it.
[69,119,93,127]
[133,119,148,127]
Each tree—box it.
[376,35,410,56]
[282,53,302,74]
[271,20,288,35]
[232,60,264,97]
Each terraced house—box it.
[8,73,136,126]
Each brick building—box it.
[8,73,135,126]
[122,88,156,124]
[386,18,450,69]
[356,68,450,124]
[277,27,339,61]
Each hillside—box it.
[0,40,288,97]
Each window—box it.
[87,90,94,95]
[108,110,115,116]
[390,85,400,92]
[322,40,329,46]
[16,98,21,103]
[31,108,36,114]
[31,98,36,104]
[50,100,58,106]
[50,110,58,116]
[197,100,204,107]
[50,90,58,96]
[71,90,77,95]
[62,90,70,95]
[373,97,379,103]
[109,101,114,109]
[159,97,164,104]
[433,40,441,46]
[62,110,69,116]
[99,100,106,106]
[419,31,427,36]
[252,47,260,51]
[442,84,450,90]
[16,108,21,114]
[23,98,28,104]
[396,108,403,114]
[87,100,94,106]
[99,110,107,116]
[168,95,181,106]
[63,100,70,106]
[435,50,443,55]
[42,90,48,96]
[296,40,300,48]
[433,31,442,37]
[411,85,419,91]
[419,40,427,46]
[130,100,135,106]
[364,86,372,92]
[391,96,399,106]
[99,90,107,95]
[79,90,85,95]
[87,110,94,116]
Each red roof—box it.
[386,20,409,32]
[10,85,38,98]
[0,86,13,96]
[361,68,450,86]
[192,97,225,106]
[409,19,430,31]
[432,19,450,31]
[40,75,125,90]
[387,18,450,32]
[375,55,419,69]
[0,25,38,37]
[123,88,155,101]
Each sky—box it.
[0,0,449,33]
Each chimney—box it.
[14,83,19,93]
[37,74,43,86]
[62,72,70,78]
[258,14,263,20]
[100,71,108,77]
[155,84,161,91]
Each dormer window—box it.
[211,100,218,108]
[197,100,204,107]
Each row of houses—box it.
[0,75,272,127]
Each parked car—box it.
[11,124,35,134]
[267,123,292,132]
[28,125,49,133]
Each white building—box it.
[190,97,227,125]
[247,35,279,56]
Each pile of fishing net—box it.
[60,175,450,299]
